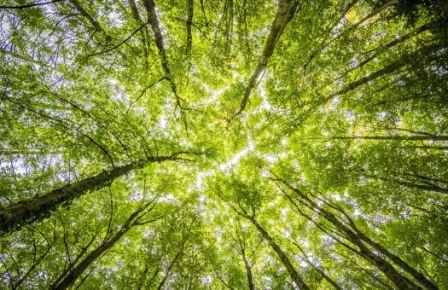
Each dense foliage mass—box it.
[0,0,447,289]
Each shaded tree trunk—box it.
[302,0,392,70]
[328,135,448,141]
[239,213,309,290]
[186,0,194,57]
[291,240,341,289]
[156,222,194,290]
[128,0,150,57]
[143,0,188,131]
[241,248,255,290]
[68,0,103,32]
[301,0,359,70]
[235,0,300,116]
[0,0,64,9]
[0,155,181,234]
[50,202,157,289]
[349,20,437,72]
[51,227,130,290]
[375,176,448,195]
[327,43,444,101]
[274,176,433,289]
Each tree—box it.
[0,0,446,288]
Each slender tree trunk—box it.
[376,176,448,195]
[51,227,129,290]
[303,135,448,142]
[50,203,155,290]
[186,0,194,57]
[394,172,448,185]
[241,248,255,290]
[128,0,150,57]
[0,155,180,234]
[327,43,443,101]
[336,250,395,290]
[157,219,194,290]
[325,200,438,290]
[318,206,420,289]
[50,234,97,288]
[0,0,64,9]
[302,0,392,70]
[242,214,310,290]
[292,240,341,289]
[322,135,448,141]
[350,20,437,72]
[406,146,448,151]
[354,228,438,290]
[235,0,300,116]
[143,0,187,133]
[302,0,359,70]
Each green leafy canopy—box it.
[0,0,447,289]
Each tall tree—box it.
[0,154,187,234]
[50,198,161,289]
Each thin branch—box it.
[87,23,148,57]
[0,0,63,9]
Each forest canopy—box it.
[0,0,447,289]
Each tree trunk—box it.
[51,227,129,290]
[355,229,439,290]
[143,0,188,131]
[275,177,426,289]
[327,135,448,141]
[128,0,150,57]
[292,240,341,289]
[0,155,179,234]
[241,248,255,290]
[318,206,420,290]
[302,0,359,70]
[68,0,103,32]
[302,0,392,70]
[327,43,443,101]
[235,0,300,116]
[186,0,194,57]
[375,176,448,195]
[244,215,310,290]
[50,203,154,289]
[350,20,437,72]
[157,219,194,290]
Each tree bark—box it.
[0,0,63,9]
[51,227,129,290]
[301,0,359,70]
[68,0,103,32]
[128,0,150,57]
[302,0,393,70]
[376,176,448,195]
[156,219,194,290]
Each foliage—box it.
[0,0,447,289]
